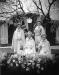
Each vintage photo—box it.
[0,0,59,75]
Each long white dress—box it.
[34,25,46,46]
[38,39,52,59]
[12,28,25,53]
[24,37,35,55]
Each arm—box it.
[21,30,25,45]
[40,26,46,36]
[12,32,15,49]
[11,31,17,53]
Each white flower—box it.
[13,54,18,58]
[10,63,13,67]
[36,64,40,67]
[41,67,44,71]
[19,61,21,63]
[16,63,19,67]
[13,59,15,62]
[7,60,10,64]
[27,62,31,66]
[38,58,42,62]
[26,67,30,71]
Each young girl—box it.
[38,35,53,59]
[24,31,35,55]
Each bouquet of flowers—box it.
[6,52,52,73]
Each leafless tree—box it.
[33,0,57,44]
[33,0,57,23]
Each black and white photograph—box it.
[0,0,59,75]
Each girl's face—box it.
[18,25,21,29]
[28,31,32,38]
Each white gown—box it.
[34,25,46,46]
[38,39,52,59]
[24,37,35,55]
[12,28,25,53]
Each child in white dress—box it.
[24,31,35,55]
[38,35,53,59]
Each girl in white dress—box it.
[24,31,35,55]
[12,22,25,54]
[38,35,53,59]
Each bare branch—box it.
[33,0,45,16]
[33,0,41,10]
[48,0,56,15]
[48,0,50,5]
[39,0,45,16]
[17,0,25,14]
[48,0,56,7]
[45,3,49,11]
